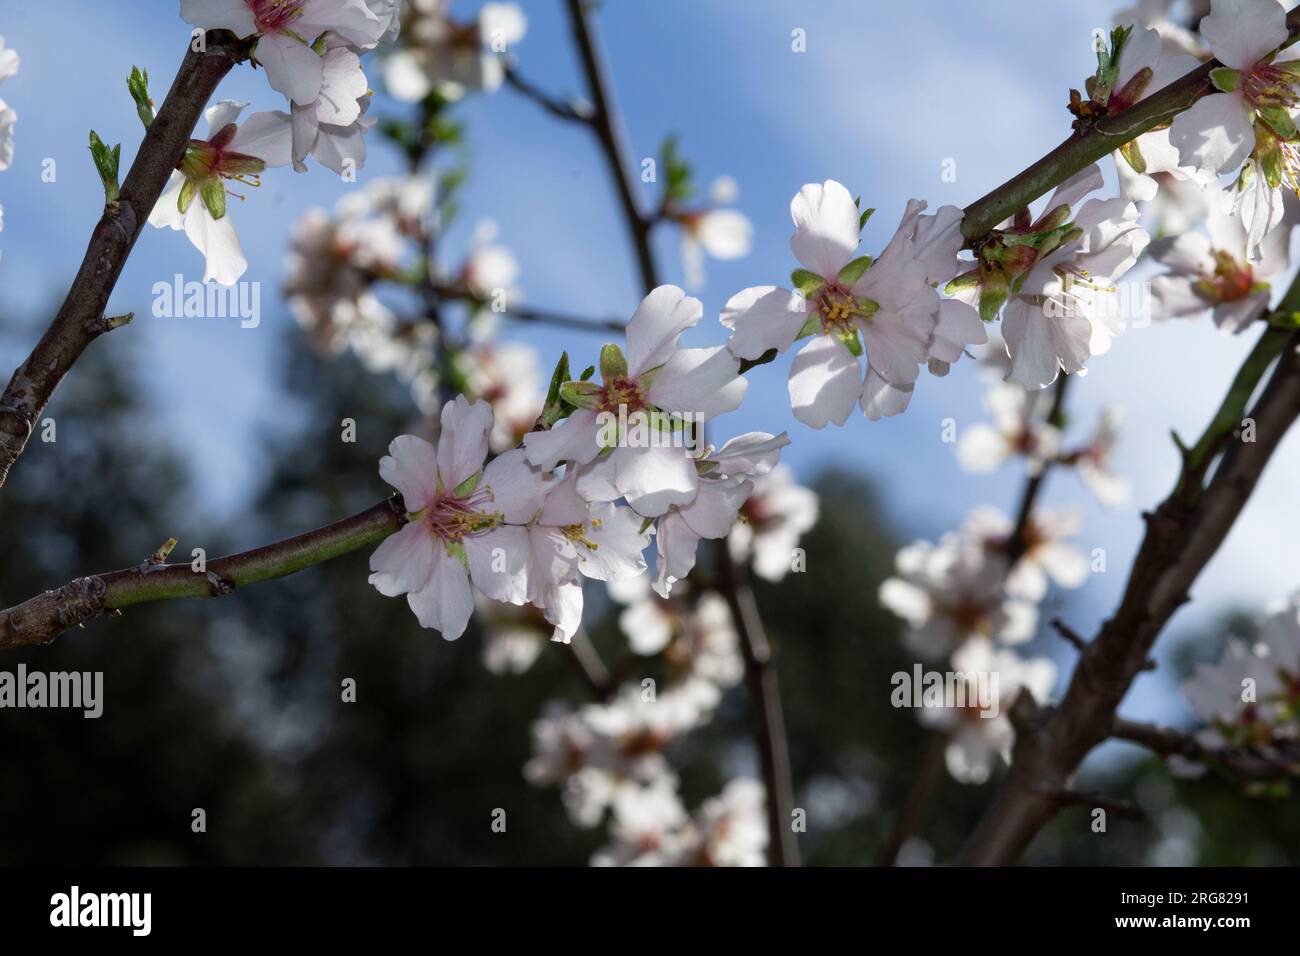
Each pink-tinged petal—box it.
[379,435,439,509]
[573,503,650,581]
[929,298,986,364]
[465,526,530,604]
[406,545,474,639]
[720,285,806,360]
[437,395,493,490]
[1115,26,1162,90]
[298,0,386,48]
[254,33,325,106]
[184,204,248,286]
[539,472,590,527]
[860,367,913,421]
[1212,291,1269,332]
[789,180,860,277]
[367,522,434,597]
[540,579,584,643]
[572,454,621,504]
[1168,93,1254,173]
[228,110,293,167]
[522,408,602,470]
[313,48,367,126]
[1200,0,1288,70]
[652,513,702,597]
[616,445,698,517]
[1153,230,1214,274]
[481,448,549,523]
[290,102,318,171]
[680,477,752,539]
[204,99,248,135]
[1151,274,1211,319]
[787,334,861,429]
[625,285,702,376]
[860,312,929,385]
[646,345,747,418]
[710,431,790,477]
[181,0,259,36]
[1045,164,1104,212]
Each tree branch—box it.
[960,311,1300,865]
[0,31,252,493]
[1112,717,1300,784]
[960,8,1300,240]
[0,498,406,651]
[563,0,659,293]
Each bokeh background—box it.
[0,0,1296,864]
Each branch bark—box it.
[0,497,405,651]
[960,318,1300,865]
[0,31,252,493]
[1113,717,1300,784]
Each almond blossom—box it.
[987,166,1149,389]
[149,100,292,285]
[367,396,549,640]
[879,535,1037,661]
[669,175,754,290]
[608,576,743,687]
[0,34,16,174]
[181,0,389,106]
[384,0,526,102]
[1150,201,1292,332]
[726,463,819,582]
[1063,406,1130,507]
[1167,0,1300,177]
[962,506,1089,604]
[722,181,942,428]
[956,382,1062,476]
[523,285,747,516]
[918,638,1057,784]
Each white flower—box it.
[956,382,1062,475]
[690,779,768,867]
[650,432,789,597]
[384,0,526,102]
[523,285,747,516]
[592,778,692,866]
[1069,405,1129,507]
[611,577,744,687]
[919,638,1057,784]
[148,100,292,285]
[368,396,551,640]
[879,535,1037,660]
[476,597,550,674]
[1183,592,1300,748]
[1115,0,1205,59]
[460,219,520,301]
[675,177,753,289]
[0,97,14,173]
[0,35,18,83]
[722,181,940,428]
[1167,0,1298,176]
[727,464,818,581]
[182,0,388,105]
[995,165,1149,388]
[290,41,374,174]
[1151,202,1291,332]
[961,506,1089,603]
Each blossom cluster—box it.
[0,34,17,230]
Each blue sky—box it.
[1,1,1296,736]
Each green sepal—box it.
[1210,66,1240,93]
[579,364,596,381]
[88,130,121,204]
[559,380,603,410]
[791,268,824,297]
[978,269,1009,322]
[178,177,197,214]
[446,540,470,570]
[452,471,481,498]
[538,351,571,428]
[199,176,227,220]
[127,65,154,129]
[1258,106,1297,141]
[837,328,864,356]
[1261,148,1285,190]
[1118,137,1147,175]
[794,314,823,339]
[836,255,872,286]
[599,343,628,382]
[859,206,875,230]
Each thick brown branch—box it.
[961,328,1300,865]
[0,31,251,493]
[1113,717,1300,784]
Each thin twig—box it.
[0,31,253,493]
[1112,717,1300,784]
[877,731,949,866]
[0,498,406,650]
[503,61,594,123]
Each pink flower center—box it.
[816,283,876,333]
[1242,62,1300,112]
[1194,251,1256,304]
[248,0,306,34]
[423,486,502,542]
[598,377,647,414]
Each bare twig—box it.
[1112,717,1300,784]
[877,731,949,866]
[0,498,405,650]
[503,61,594,123]
[564,627,613,699]
[0,31,253,493]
